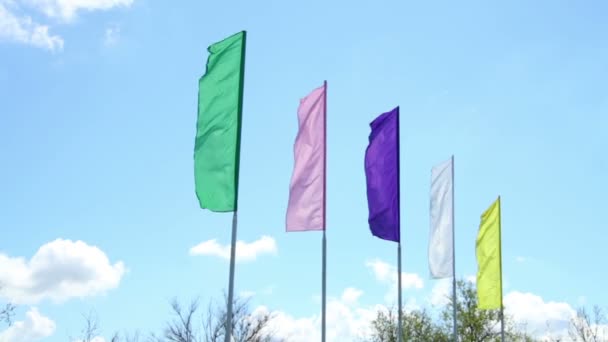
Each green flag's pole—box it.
[226,212,238,342]
[498,196,505,342]
[225,31,247,342]
[451,155,458,342]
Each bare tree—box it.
[0,284,15,326]
[163,298,201,342]
[72,311,145,342]
[70,295,280,342]
[110,331,145,342]
[568,306,607,342]
[0,302,15,326]
[156,295,279,342]
[70,311,101,342]
[204,295,277,342]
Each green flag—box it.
[476,197,502,309]
[195,31,246,212]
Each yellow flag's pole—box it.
[498,196,505,342]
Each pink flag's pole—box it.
[321,80,327,342]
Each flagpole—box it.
[396,107,402,342]
[498,196,505,342]
[225,212,238,342]
[322,231,327,342]
[397,243,403,342]
[225,30,247,342]
[320,80,328,342]
[451,155,458,342]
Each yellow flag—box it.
[476,197,502,309]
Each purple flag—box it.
[286,83,326,232]
[364,107,400,243]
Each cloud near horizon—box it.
[256,261,589,341]
[0,307,55,342]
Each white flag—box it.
[429,157,454,278]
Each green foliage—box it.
[369,308,449,342]
[369,279,538,342]
[441,279,503,341]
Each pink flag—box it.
[286,83,326,232]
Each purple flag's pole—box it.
[321,80,327,342]
[396,109,402,342]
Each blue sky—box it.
[1,0,607,340]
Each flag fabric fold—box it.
[194,31,246,212]
[364,107,400,243]
[476,197,502,309]
[286,83,326,231]
[429,157,454,278]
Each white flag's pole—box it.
[451,155,458,342]
[321,80,328,342]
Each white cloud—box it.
[0,307,55,342]
[23,0,134,21]
[0,239,126,304]
[0,3,63,51]
[1,0,133,51]
[366,259,424,289]
[429,278,451,307]
[341,287,363,305]
[516,256,526,263]
[245,258,592,341]
[103,23,119,46]
[365,259,423,303]
[257,260,426,341]
[505,291,575,338]
[259,288,381,342]
[428,277,582,339]
[261,287,586,341]
[189,236,277,263]
[257,286,424,341]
